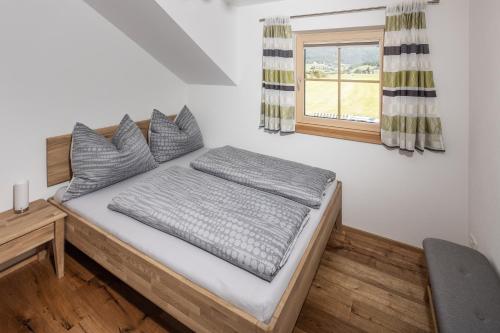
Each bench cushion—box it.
[423,238,500,333]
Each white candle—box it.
[13,180,29,213]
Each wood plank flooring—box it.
[0,226,433,333]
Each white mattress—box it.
[62,148,337,323]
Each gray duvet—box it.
[108,166,310,281]
[190,146,336,208]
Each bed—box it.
[46,117,342,333]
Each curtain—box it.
[382,0,445,151]
[260,17,295,133]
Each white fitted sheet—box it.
[62,148,337,323]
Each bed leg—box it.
[334,209,342,231]
[327,209,342,249]
[334,183,343,232]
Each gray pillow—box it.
[62,114,158,202]
[149,106,204,163]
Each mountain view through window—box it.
[304,43,380,123]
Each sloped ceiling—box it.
[83,0,235,85]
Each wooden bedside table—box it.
[0,199,67,278]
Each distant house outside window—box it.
[295,28,384,143]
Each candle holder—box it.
[14,206,29,214]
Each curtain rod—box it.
[258,0,440,22]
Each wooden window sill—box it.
[295,122,381,144]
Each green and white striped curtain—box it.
[382,0,445,151]
[260,17,295,133]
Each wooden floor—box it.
[0,226,433,333]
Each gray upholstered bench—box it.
[423,238,500,333]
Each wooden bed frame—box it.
[46,118,343,333]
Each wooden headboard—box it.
[46,115,175,187]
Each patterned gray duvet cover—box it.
[190,146,336,208]
[108,166,310,281]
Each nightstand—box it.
[0,199,67,278]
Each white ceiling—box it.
[83,0,234,85]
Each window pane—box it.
[304,46,338,118]
[340,81,380,123]
[340,44,380,81]
[305,80,338,118]
[305,46,338,80]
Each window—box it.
[295,28,384,143]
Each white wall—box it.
[188,0,470,247]
[0,0,474,251]
[0,0,187,212]
[156,0,238,83]
[469,0,500,272]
